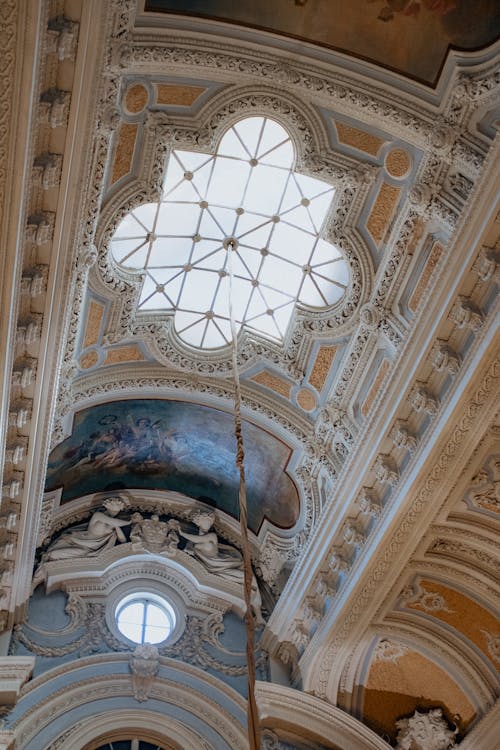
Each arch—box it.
[255,682,390,750]
[60,710,204,750]
[9,655,247,750]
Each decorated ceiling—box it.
[45,399,299,532]
[144,0,500,85]
[0,1,499,748]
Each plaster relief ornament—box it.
[395,708,458,750]
[400,583,453,614]
[129,642,160,702]
[390,420,417,453]
[130,511,180,555]
[481,630,500,664]
[31,496,130,590]
[373,639,409,664]
[110,115,349,349]
[468,462,500,512]
[178,510,265,625]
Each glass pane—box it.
[146,602,170,627]
[110,740,131,750]
[262,255,302,296]
[120,243,150,269]
[144,625,169,644]
[259,140,294,168]
[113,213,146,239]
[307,189,335,231]
[281,205,316,233]
[198,209,225,239]
[298,272,327,307]
[312,237,343,265]
[218,127,250,159]
[233,246,261,278]
[207,206,236,236]
[155,203,199,236]
[246,311,281,339]
[178,269,219,311]
[270,222,315,265]
[233,118,263,158]
[280,175,303,213]
[244,288,270,321]
[237,218,273,250]
[189,158,214,197]
[118,620,144,643]
[111,239,147,264]
[132,204,157,232]
[207,157,249,206]
[118,601,144,625]
[175,311,206,345]
[190,240,223,266]
[243,165,288,215]
[165,178,200,203]
[257,119,291,161]
[162,154,186,196]
[116,596,176,645]
[174,150,212,172]
[162,273,185,307]
[110,115,348,348]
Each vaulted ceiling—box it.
[0,1,498,748]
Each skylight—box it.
[111,116,349,349]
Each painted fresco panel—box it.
[45,400,299,532]
[145,0,500,85]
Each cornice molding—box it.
[264,140,499,656]
[11,655,247,750]
[310,348,499,699]
[256,682,390,750]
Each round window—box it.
[115,593,176,645]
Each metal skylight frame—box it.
[111,116,349,349]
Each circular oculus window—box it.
[115,592,176,645]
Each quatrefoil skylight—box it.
[111,116,349,349]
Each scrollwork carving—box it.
[395,708,458,750]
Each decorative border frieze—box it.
[310,351,499,699]
[0,2,82,624]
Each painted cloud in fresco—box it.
[45,399,300,533]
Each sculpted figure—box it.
[32,496,130,590]
[179,510,265,625]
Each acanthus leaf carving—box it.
[473,246,499,283]
[359,488,382,518]
[409,383,438,415]
[374,454,399,487]
[328,551,350,574]
[390,419,418,454]
[449,295,483,332]
[430,340,461,376]
[46,16,79,61]
[39,88,71,128]
[343,521,365,548]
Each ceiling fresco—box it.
[45,399,299,533]
[144,0,500,85]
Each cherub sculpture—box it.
[178,510,265,625]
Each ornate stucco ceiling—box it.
[143,0,500,86]
[0,1,498,748]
